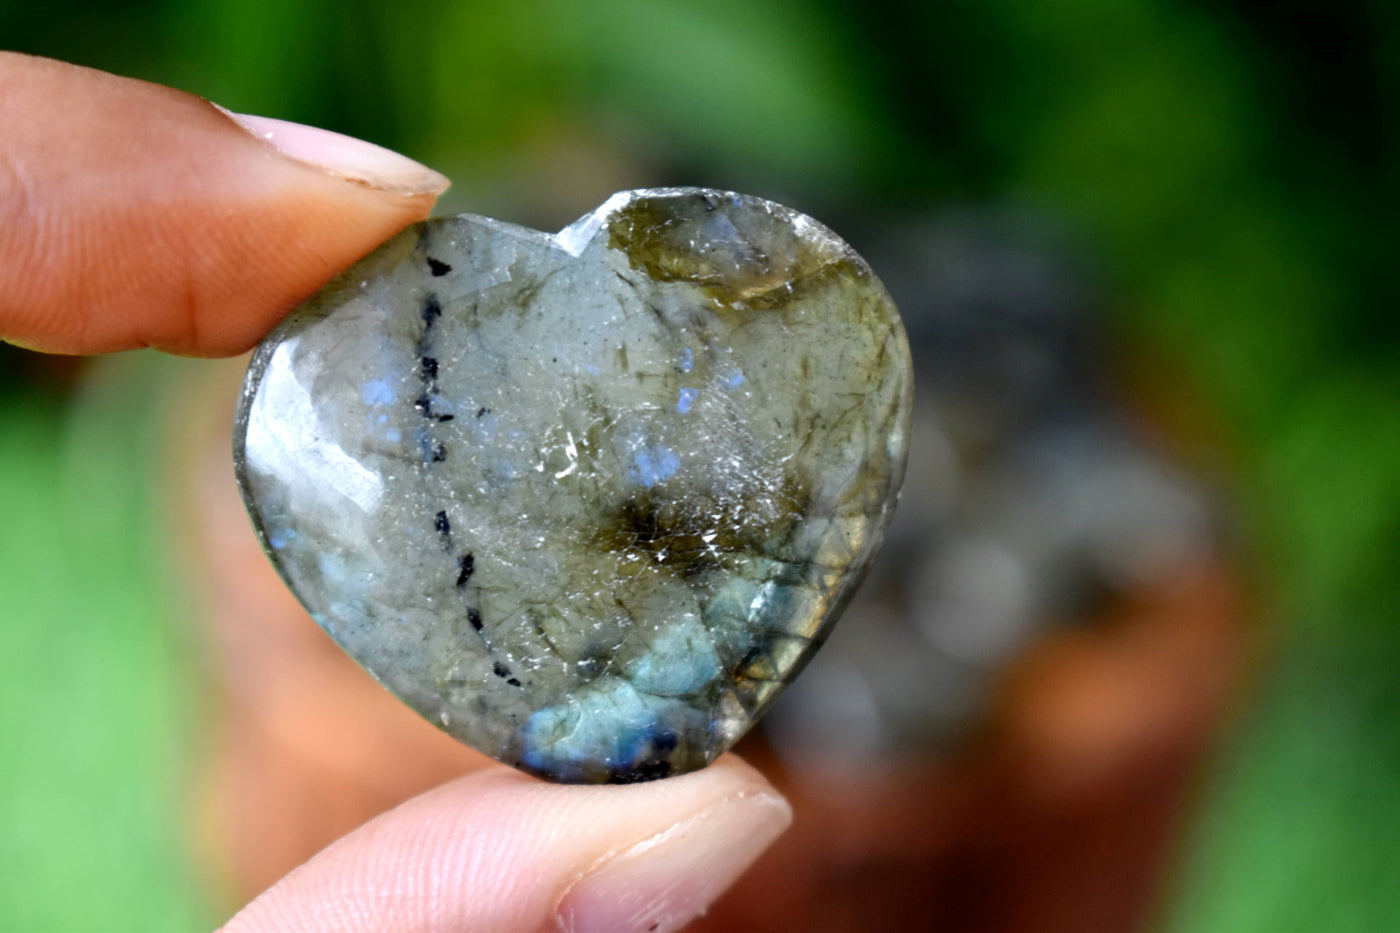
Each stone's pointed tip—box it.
[553,188,650,256]
[234,188,911,784]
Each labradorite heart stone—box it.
[234,188,912,783]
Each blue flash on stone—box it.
[631,444,681,487]
[361,379,396,407]
[233,188,912,784]
[626,616,722,696]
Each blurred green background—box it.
[2,0,1398,929]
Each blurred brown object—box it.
[177,359,1246,931]
[697,562,1245,933]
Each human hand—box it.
[0,53,792,932]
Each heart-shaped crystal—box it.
[234,188,911,782]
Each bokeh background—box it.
[2,1,1398,929]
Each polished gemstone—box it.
[234,189,912,783]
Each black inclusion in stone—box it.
[612,758,673,784]
[418,432,447,462]
[434,510,452,540]
[476,407,489,418]
[415,326,457,422]
[456,552,475,588]
[422,294,442,327]
[468,608,483,631]
[492,661,512,678]
[427,258,452,276]
[506,677,522,687]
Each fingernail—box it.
[556,790,792,933]
[218,108,450,197]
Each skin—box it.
[0,53,790,932]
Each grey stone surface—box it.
[234,188,912,783]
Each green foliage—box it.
[0,369,207,931]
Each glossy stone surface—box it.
[234,188,912,783]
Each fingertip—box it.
[555,768,791,933]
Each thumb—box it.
[0,53,448,357]
[220,756,791,933]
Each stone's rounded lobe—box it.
[234,188,913,783]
